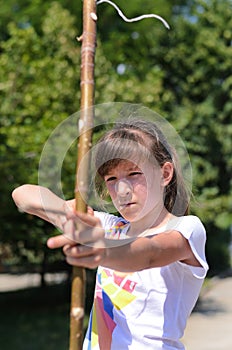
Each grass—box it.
[0,282,90,350]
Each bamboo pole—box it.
[69,1,97,349]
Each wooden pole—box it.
[69,1,97,349]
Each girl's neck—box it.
[127,206,174,237]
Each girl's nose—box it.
[115,179,132,199]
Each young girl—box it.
[12,119,208,350]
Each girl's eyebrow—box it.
[127,164,142,171]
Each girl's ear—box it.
[161,162,174,186]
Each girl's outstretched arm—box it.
[102,231,201,271]
[47,211,201,271]
[63,233,199,272]
[12,184,70,229]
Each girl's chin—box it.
[118,207,162,223]
[117,210,144,222]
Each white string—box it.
[96,0,170,29]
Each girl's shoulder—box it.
[171,214,205,228]
[166,214,206,239]
[138,215,205,238]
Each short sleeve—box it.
[169,215,209,278]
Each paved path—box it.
[182,277,232,350]
[0,272,68,291]
[0,273,232,349]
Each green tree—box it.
[0,2,81,271]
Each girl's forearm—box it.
[102,230,195,272]
[12,184,66,228]
[102,236,157,272]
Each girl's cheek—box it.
[133,181,147,193]
[106,185,116,199]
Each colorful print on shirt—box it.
[85,267,137,350]
[84,221,137,350]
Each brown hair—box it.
[94,119,190,216]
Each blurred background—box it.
[0,0,231,349]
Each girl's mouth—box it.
[118,202,135,209]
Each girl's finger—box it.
[66,210,101,228]
[87,206,94,215]
[63,244,90,257]
[63,243,105,257]
[47,234,76,249]
[65,250,104,269]
[61,212,104,244]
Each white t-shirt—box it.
[83,213,208,350]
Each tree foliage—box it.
[0,0,231,275]
[0,2,81,270]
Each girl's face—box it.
[104,160,166,223]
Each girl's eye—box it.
[105,176,117,183]
[129,171,142,176]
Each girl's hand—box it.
[47,209,106,269]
